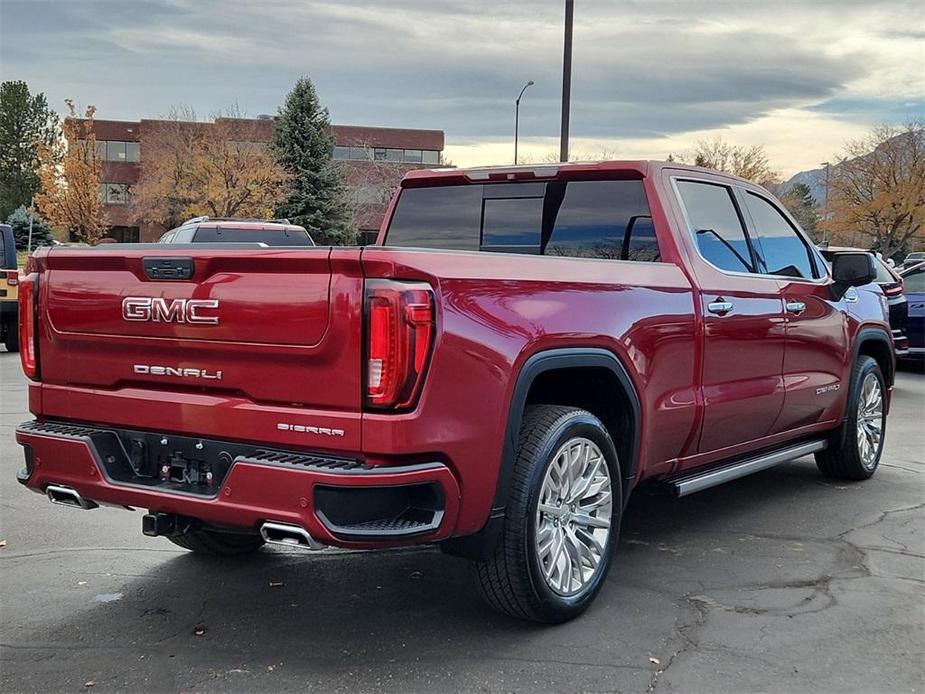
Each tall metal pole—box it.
[27,196,34,253]
[559,0,574,163]
[514,80,534,165]
[821,161,830,245]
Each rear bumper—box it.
[15,420,460,549]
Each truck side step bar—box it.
[670,439,828,497]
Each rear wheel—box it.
[473,405,622,623]
[167,527,265,556]
[815,356,886,480]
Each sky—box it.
[1,0,923,177]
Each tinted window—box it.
[192,226,314,246]
[387,179,659,261]
[676,180,753,273]
[904,268,925,292]
[744,193,817,279]
[874,257,897,283]
[546,180,657,260]
[125,142,140,162]
[482,197,542,251]
[386,185,483,250]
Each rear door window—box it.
[675,180,754,273]
[546,180,656,260]
[386,178,660,261]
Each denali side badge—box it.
[123,297,220,325]
[816,384,840,395]
[277,422,346,437]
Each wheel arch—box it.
[441,347,642,561]
[853,327,895,391]
[498,348,642,508]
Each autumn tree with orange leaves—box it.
[133,107,290,229]
[35,100,108,244]
[822,123,925,260]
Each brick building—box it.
[89,117,445,243]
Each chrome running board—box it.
[671,439,827,497]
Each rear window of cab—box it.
[385,179,661,262]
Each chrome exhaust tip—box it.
[45,484,99,510]
[260,521,326,550]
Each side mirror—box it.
[830,251,876,299]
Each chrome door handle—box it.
[785,300,806,315]
[707,300,734,315]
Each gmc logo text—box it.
[122,297,220,325]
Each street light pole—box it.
[559,0,574,163]
[514,80,534,165]
[821,161,831,244]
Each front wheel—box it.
[815,356,886,480]
[473,405,622,623]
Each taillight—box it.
[365,279,434,410]
[883,280,904,297]
[18,273,39,380]
[5,270,18,286]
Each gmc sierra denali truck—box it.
[15,161,893,623]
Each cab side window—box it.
[676,180,754,273]
[743,193,819,279]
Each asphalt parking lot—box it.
[1,352,922,693]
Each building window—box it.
[125,141,140,162]
[99,183,130,204]
[106,141,126,161]
[348,146,371,161]
[332,146,443,164]
[107,226,140,243]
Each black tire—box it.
[473,405,622,623]
[3,321,18,353]
[167,527,265,556]
[815,356,886,480]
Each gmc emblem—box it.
[122,297,220,325]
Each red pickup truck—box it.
[15,161,893,623]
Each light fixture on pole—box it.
[514,80,534,165]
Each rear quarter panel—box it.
[360,248,698,535]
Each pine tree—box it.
[272,78,355,245]
[6,205,55,250]
[0,81,59,219]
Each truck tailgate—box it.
[35,246,364,411]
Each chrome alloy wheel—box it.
[535,437,613,596]
[856,372,884,469]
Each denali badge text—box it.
[277,422,346,438]
[134,364,223,380]
[122,297,220,325]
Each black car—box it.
[820,246,908,356]
[1,224,19,352]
